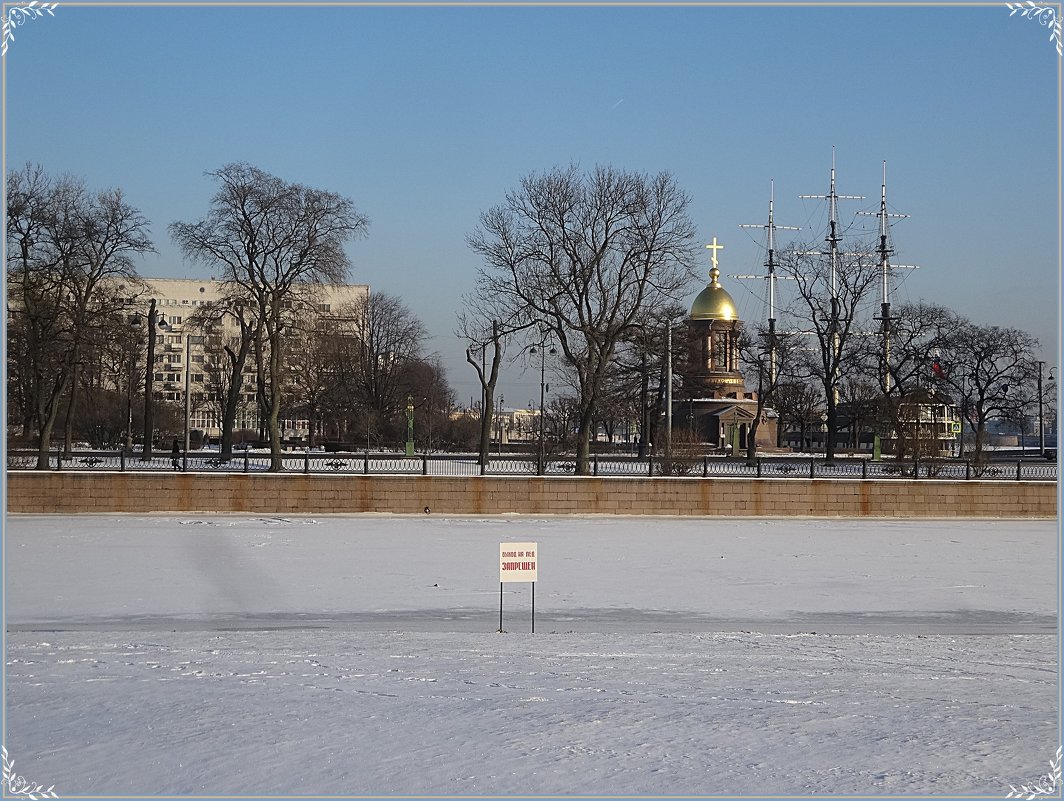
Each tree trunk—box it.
[142,300,159,461]
[974,419,987,464]
[220,333,253,461]
[62,359,81,458]
[637,356,649,458]
[746,405,764,464]
[220,379,241,460]
[268,328,283,472]
[468,320,503,468]
[825,395,838,462]
[35,415,57,470]
[575,400,596,475]
[479,387,494,467]
[33,375,69,470]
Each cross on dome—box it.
[705,236,725,270]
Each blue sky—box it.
[3,2,1060,405]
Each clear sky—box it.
[3,1,1060,407]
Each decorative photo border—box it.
[2,746,58,799]
[0,3,1060,799]
[1006,1,1064,55]
[1,0,58,56]
[1007,745,1063,798]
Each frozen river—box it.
[3,514,1059,796]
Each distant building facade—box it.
[133,277,368,441]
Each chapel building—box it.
[677,255,778,452]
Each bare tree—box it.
[773,379,825,451]
[457,258,542,466]
[283,315,337,449]
[738,326,798,461]
[836,378,881,450]
[184,287,262,459]
[866,301,959,460]
[62,187,153,456]
[468,165,698,473]
[456,313,507,466]
[611,304,686,457]
[347,292,428,420]
[316,312,366,444]
[400,357,455,453]
[779,241,880,460]
[6,165,153,468]
[170,163,369,470]
[938,321,1039,464]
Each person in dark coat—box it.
[171,439,181,471]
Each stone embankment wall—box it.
[6,473,1057,517]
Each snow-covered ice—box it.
[3,514,1059,796]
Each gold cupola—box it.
[690,266,738,321]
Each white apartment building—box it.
[138,277,368,440]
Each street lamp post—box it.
[183,332,192,461]
[405,396,415,457]
[665,320,673,462]
[928,387,937,461]
[125,354,135,451]
[530,335,556,475]
[496,394,505,456]
[138,298,169,462]
[1037,360,1046,457]
[124,316,141,452]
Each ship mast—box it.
[736,180,800,384]
[799,147,864,404]
[857,160,917,393]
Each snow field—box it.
[3,514,1059,795]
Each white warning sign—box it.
[499,541,538,583]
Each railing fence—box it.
[6,449,1058,482]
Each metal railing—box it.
[6,449,1058,482]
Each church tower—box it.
[678,237,777,451]
[687,262,745,398]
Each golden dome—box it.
[690,267,738,321]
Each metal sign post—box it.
[499,541,537,633]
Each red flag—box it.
[931,360,946,380]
